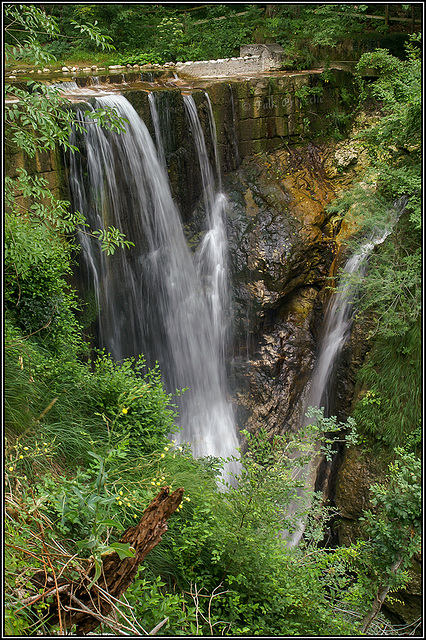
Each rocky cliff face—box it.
[222,140,370,439]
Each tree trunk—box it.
[45,486,184,635]
[384,4,390,29]
[360,556,403,634]
[265,5,276,18]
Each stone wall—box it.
[174,43,286,78]
[207,69,355,168]
[175,55,264,78]
[118,70,355,220]
[5,145,63,210]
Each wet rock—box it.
[335,445,383,524]
[224,144,341,436]
[324,140,369,183]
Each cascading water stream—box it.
[68,93,239,475]
[203,92,222,190]
[148,91,167,170]
[286,199,407,546]
[183,94,232,365]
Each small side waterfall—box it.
[148,91,168,170]
[286,199,407,546]
[52,81,80,92]
[68,93,239,473]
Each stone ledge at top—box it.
[175,44,286,78]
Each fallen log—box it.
[44,486,184,635]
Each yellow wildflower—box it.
[118,501,122,506]
[19,455,23,459]
[160,453,165,458]
[122,407,128,414]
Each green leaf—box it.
[86,557,102,590]
[71,486,85,503]
[108,542,136,560]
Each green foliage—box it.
[5,303,178,465]
[123,568,197,635]
[355,36,421,229]
[41,4,261,65]
[258,5,370,69]
[362,447,421,567]
[69,18,115,52]
[304,407,359,460]
[353,326,421,450]
[92,226,135,255]
[340,447,422,631]
[4,3,59,67]
[115,50,164,67]
[4,3,115,66]
[329,36,421,340]
[89,352,179,453]
[5,398,405,636]
[5,82,81,156]
[139,426,369,636]
[5,209,82,355]
[298,4,370,48]
[325,37,421,456]
[22,4,418,71]
[3,5,422,635]
[295,83,324,106]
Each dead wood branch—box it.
[42,486,183,635]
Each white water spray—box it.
[68,94,239,475]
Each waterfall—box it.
[286,199,407,546]
[51,81,80,92]
[203,92,222,189]
[183,94,232,363]
[307,197,407,418]
[68,93,239,475]
[148,91,167,170]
